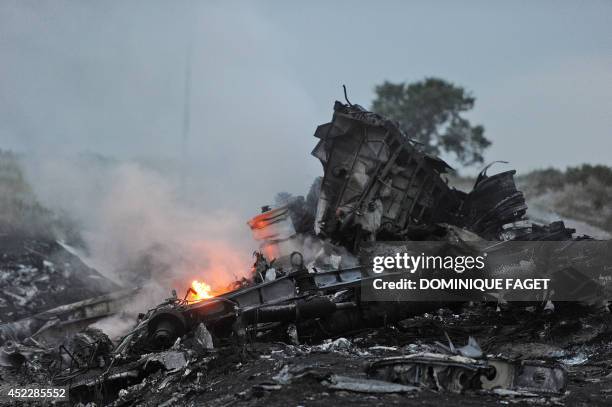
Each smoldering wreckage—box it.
[1,100,612,406]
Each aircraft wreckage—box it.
[1,100,611,405]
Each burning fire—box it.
[189,280,215,301]
[181,239,252,302]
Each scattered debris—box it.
[143,350,188,372]
[192,323,214,353]
[317,338,352,353]
[0,236,120,322]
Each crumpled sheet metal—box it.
[142,350,188,373]
[323,374,419,394]
[272,363,419,394]
[366,352,567,395]
[462,169,527,238]
[65,349,189,396]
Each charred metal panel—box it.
[312,102,462,246]
[461,169,527,239]
[247,205,301,265]
[367,353,567,395]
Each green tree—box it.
[371,78,490,166]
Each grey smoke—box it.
[0,1,325,308]
[1,1,322,215]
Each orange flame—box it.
[182,239,252,302]
[190,280,215,301]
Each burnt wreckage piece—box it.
[311,101,565,247]
[367,353,567,395]
[312,101,462,247]
[461,166,528,239]
[129,264,426,353]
